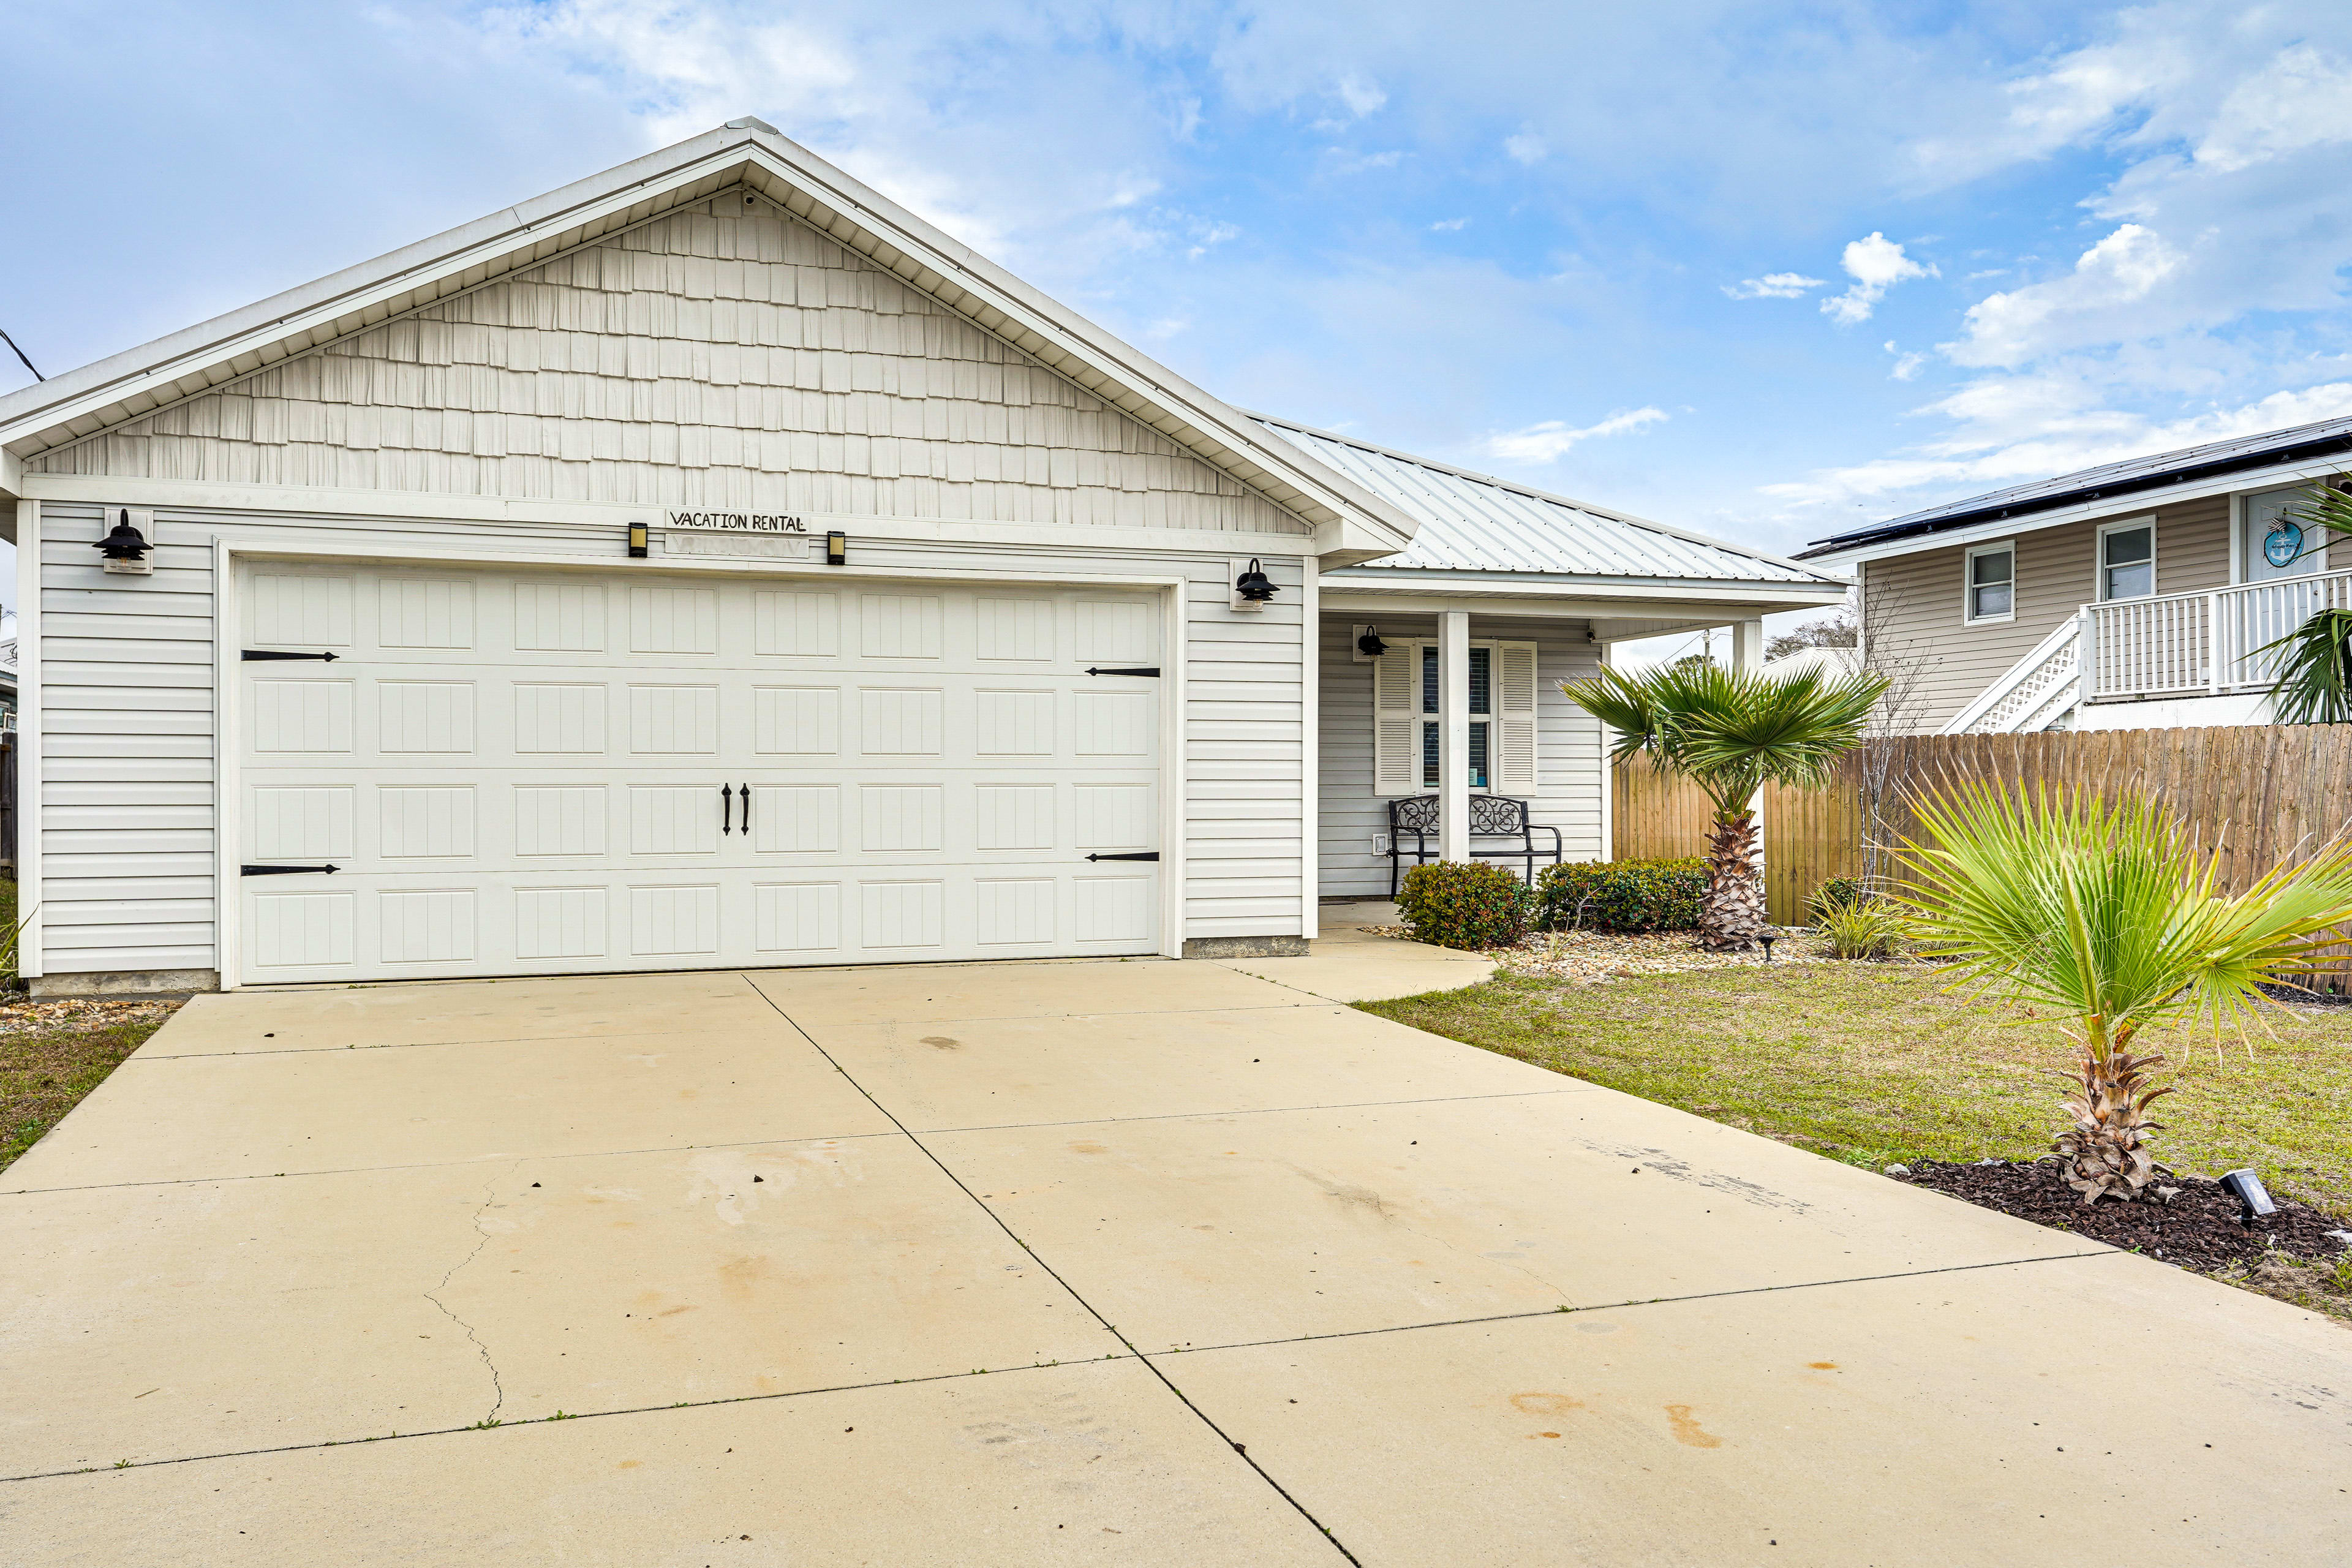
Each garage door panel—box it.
[237,564,1161,983]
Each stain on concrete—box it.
[1664,1404,1722,1448]
[1510,1393,1583,1417]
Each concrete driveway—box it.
[4,929,2348,1565]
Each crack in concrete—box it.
[422,1172,509,1425]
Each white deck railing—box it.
[2084,568,2352,701]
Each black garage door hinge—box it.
[241,864,339,876]
[242,649,339,662]
[1084,851,1160,862]
[1084,666,1159,677]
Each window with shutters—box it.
[1373,638,1539,797]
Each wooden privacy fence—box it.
[1612,726,2352,932]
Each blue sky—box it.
[9,0,2352,616]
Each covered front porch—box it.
[1313,592,1782,901]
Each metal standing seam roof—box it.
[1250,416,1838,586]
[1799,413,2352,557]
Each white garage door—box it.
[232,561,1163,984]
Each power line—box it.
[0,326,42,382]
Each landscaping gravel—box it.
[1360,924,1896,983]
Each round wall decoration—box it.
[2264,522,2305,568]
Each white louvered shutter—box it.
[1373,644,1419,795]
[1496,640,1539,793]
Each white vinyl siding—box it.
[1318,614,1602,899]
[35,502,218,975]
[30,197,1309,537]
[31,500,1308,982]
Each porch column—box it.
[1439,610,1471,862]
[1730,617,1766,672]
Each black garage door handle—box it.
[1084,852,1160,862]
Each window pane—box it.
[1973,581,2013,618]
[1420,646,1438,715]
[1421,720,1439,787]
[1971,549,2013,587]
[2106,560,2153,599]
[2104,526,2152,566]
[1469,647,1491,715]
[1469,722,1490,789]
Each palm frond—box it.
[2259,607,2352,726]
[1558,660,1889,816]
[1897,781,2352,1053]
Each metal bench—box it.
[1385,795,1564,896]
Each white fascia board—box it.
[1810,454,2352,569]
[0,122,1416,562]
[0,127,760,456]
[1319,567,1849,607]
[20,472,1314,560]
[1319,590,1833,622]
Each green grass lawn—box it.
[0,877,182,1173]
[1362,961,2352,1221]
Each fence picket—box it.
[1610,727,2352,981]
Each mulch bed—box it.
[1895,1158,2351,1273]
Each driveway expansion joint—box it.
[745,983,1366,1566]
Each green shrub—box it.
[1534,859,1706,933]
[1807,877,1866,922]
[1397,861,1536,951]
[1818,899,1907,960]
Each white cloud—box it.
[1886,345,1927,380]
[1335,73,1388,119]
[1185,220,1240,260]
[1723,271,1826,300]
[2194,44,2352,173]
[1480,407,1668,463]
[1947,224,2185,367]
[1430,216,1469,232]
[1763,382,2352,515]
[1820,233,1935,325]
[1503,131,1547,165]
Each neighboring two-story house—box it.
[1797,419,2352,734]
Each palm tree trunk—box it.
[1700,809,1768,951]
[2053,1041,2173,1202]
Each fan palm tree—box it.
[1561,660,1887,949]
[1899,782,2352,1203]
[2255,481,2352,723]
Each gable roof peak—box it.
[0,121,1415,560]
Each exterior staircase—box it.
[1942,616,2081,734]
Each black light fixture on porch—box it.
[627,521,650,559]
[1234,557,1278,603]
[826,530,848,566]
[94,508,154,575]
[1356,625,1389,657]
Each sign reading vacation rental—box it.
[663,511,807,533]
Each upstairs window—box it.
[1965,542,2015,623]
[2098,521,2155,600]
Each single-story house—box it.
[1798,420,2352,734]
[0,119,1844,995]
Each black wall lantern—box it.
[1234,557,1278,605]
[627,521,650,559]
[1356,625,1389,658]
[94,508,154,576]
[826,530,848,567]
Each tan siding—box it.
[33,196,1308,537]
[1865,496,2231,734]
[1316,613,1602,899]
